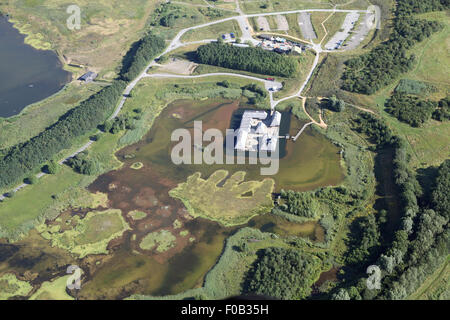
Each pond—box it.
[0,16,71,118]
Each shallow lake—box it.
[76,98,343,298]
[0,16,71,118]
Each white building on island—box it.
[235,110,281,152]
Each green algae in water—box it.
[140,230,176,252]
[0,273,33,300]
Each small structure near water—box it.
[78,71,97,83]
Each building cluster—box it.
[235,110,282,152]
[257,34,305,54]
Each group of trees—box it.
[379,159,449,299]
[277,189,320,218]
[243,247,321,299]
[149,2,181,28]
[120,33,166,82]
[66,151,102,176]
[323,96,346,112]
[345,214,381,265]
[385,93,437,127]
[103,113,137,134]
[0,33,166,190]
[341,0,447,94]
[432,96,450,121]
[242,83,267,105]
[385,93,450,126]
[352,113,394,148]
[196,42,299,77]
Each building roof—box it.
[260,135,278,152]
[255,121,268,134]
[235,129,248,151]
[268,111,281,127]
[79,71,97,81]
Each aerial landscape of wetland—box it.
[0,0,448,306]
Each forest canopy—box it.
[243,247,321,299]
[196,42,299,77]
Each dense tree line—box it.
[341,0,447,94]
[431,160,450,219]
[243,247,321,299]
[333,114,449,300]
[277,189,320,218]
[396,0,449,15]
[196,42,299,77]
[0,80,126,189]
[0,33,166,190]
[379,160,449,299]
[120,33,166,82]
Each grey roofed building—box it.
[78,71,98,83]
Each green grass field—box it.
[181,20,242,42]
[239,0,332,14]
[2,0,158,76]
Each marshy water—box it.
[0,16,71,118]
[77,98,343,298]
[0,98,344,299]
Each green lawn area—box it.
[1,0,158,75]
[239,0,332,14]
[273,50,317,100]
[321,12,347,45]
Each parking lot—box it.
[343,12,375,50]
[298,12,317,40]
[324,12,360,50]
